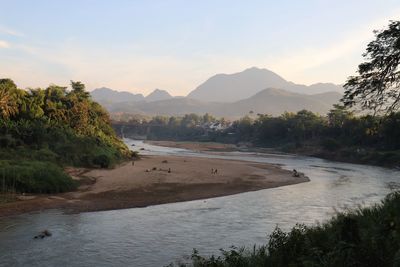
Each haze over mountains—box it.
[188,67,343,102]
[144,89,173,102]
[91,87,145,104]
[105,89,341,117]
[91,67,343,118]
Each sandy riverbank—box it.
[145,140,280,154]
[0,155,309,217]
[146,140,239,152]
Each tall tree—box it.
[328,104,353,128]
[0,79,18,119]
[342,20,400,114]
[70,80,90,100]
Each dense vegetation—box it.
[170,192,400,267]
[0,79,131,193]
[113,113,228,141]
[113,106,400,167]
[342,20,400,115]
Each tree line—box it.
[113,106,400,167]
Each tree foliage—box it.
[0,79,19,119]
[116,108,400,166]
[172,192,400,267]
[342,20,400,114]
[0,79,132,193]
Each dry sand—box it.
[146,140,238,152]
[0,155,309,217]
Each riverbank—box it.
[0,155,308,217]
[145,140,275,153]
[146,140,238,152]
[171,192,400,267]
[146,140,400,168]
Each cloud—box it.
[0,40,10,48]
[3,8,400,94]
[265,10,400,84]
[0,25,24,37]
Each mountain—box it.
[311,91,344,104]
[145,89,173,102]
[109,88,342,117]
[91,87,144,105]
[91,68,342,117]
[187,67,343,102]
[91,87,174,105]
[110,98,218,116]
[220,88,341,117]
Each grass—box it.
[0,160,77,194]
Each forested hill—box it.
[0,78,132,194]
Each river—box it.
[0,139,399,267]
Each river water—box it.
[0,139,399,267]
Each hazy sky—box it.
[1,1,399,96]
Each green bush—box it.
[131,150,139,159]
[0,135,18,148]
[173,192,400,267]
[321,138,341,151]
[93,154,111,168]
[0,160,76,193]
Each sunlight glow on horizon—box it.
[0,1,399,96]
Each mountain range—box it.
[90,67,343,118]
[105,88,341,117]
[187,67,343,102]
[91,87,173,110]
[91,87,145,106]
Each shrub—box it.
[0,135,17,148]
[321,138,341,151]
[0,160,76,193]
[171,192,400,267]
[131,151,139,159]
[92,154,111,168]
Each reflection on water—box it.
[0,139,399,267]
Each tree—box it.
[328,104,353,128]
[202,113,214,123]
[0,79,18,119]
[70,80,90,100]
[342,20,400,114]
[234,116,254,141]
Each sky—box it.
[0,0,399,96]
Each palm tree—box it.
[0,89,18,119]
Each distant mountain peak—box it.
[243,66,270,72]
[151,88,166,93]
[91,87,144,104]
[145,88,173,102]
[187,67,342,102]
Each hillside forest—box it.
[0,79,132,194]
